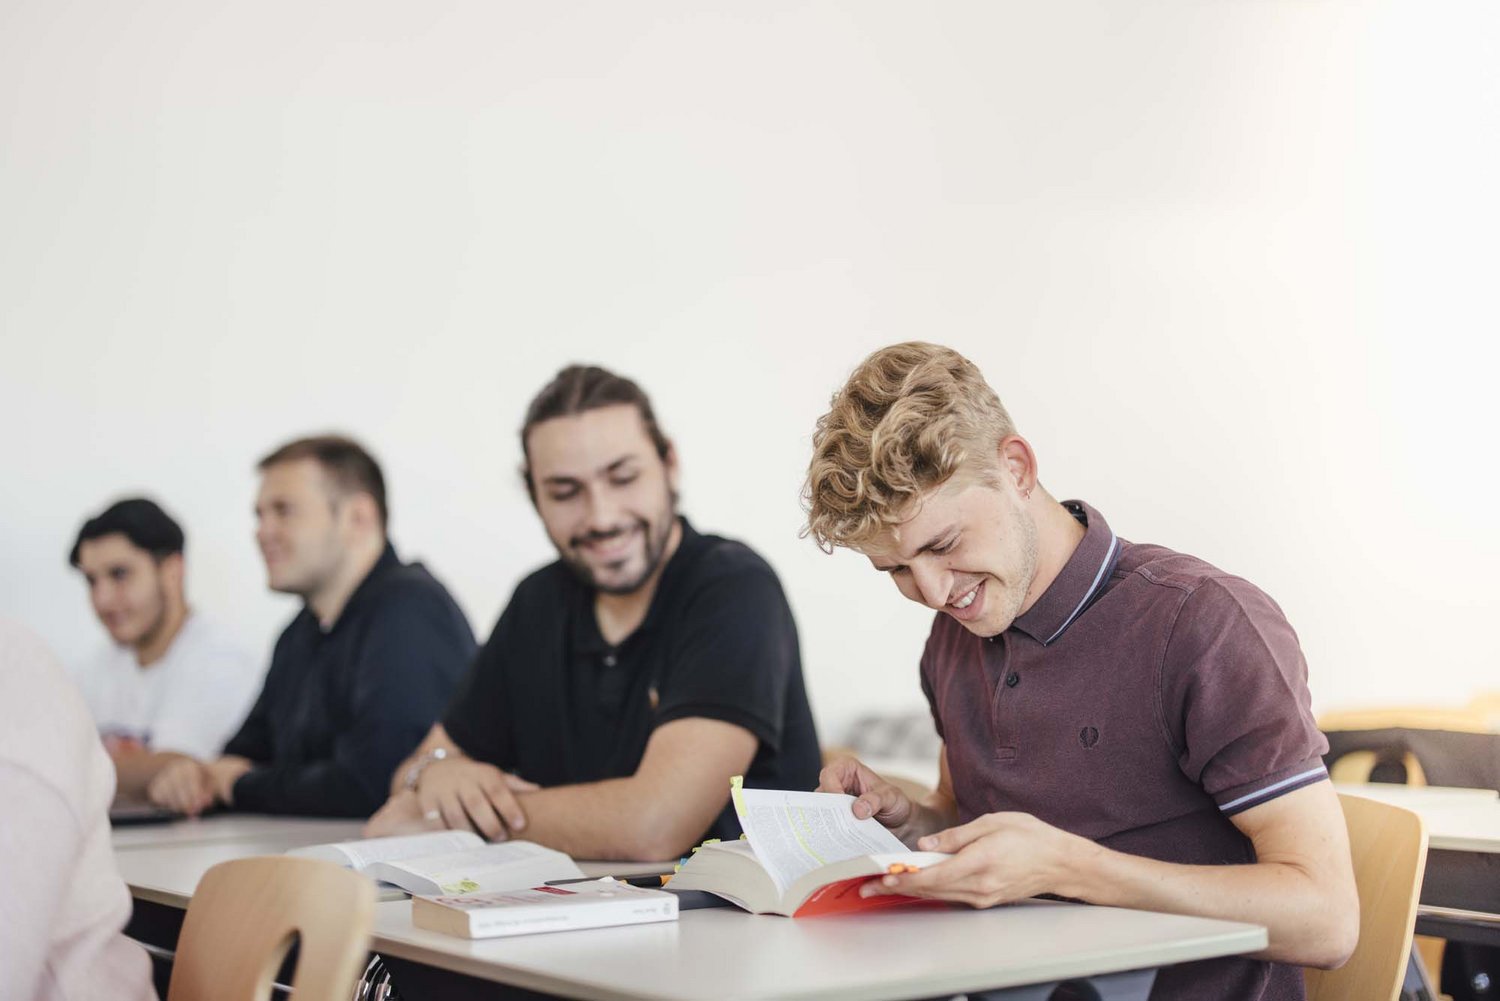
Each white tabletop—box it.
[369,898,1267,1001]
[112,813,368,850]
[1335,783,1500,854]
[115,823,1267,1000]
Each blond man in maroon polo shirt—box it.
[806,343,1358,1001]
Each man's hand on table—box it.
[364,762,539,840]
[205,756,252,805]
[146,755,254,815]
[146,758,215,816]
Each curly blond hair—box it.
[803,343,1015,551]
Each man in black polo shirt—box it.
[366,366,820,860]
[147,436,474,817]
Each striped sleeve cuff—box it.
[1213,758,1330,817]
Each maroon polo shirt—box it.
[920,500,1328,1001]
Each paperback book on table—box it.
[668,778,951,917]
[412,880,678,939]
[287,831,679,939]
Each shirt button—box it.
[1005,672,1020,688]
[603,654,617,667]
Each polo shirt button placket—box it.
[991,640,1020,764]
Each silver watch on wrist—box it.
[401,746,449,792]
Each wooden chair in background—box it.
[1305,794,1428,1001]
[1329,748,1429,787]
[1318,707,1491,737]
[167,856,376,1001]
[1319,702,1500,993]
[1467,692,1500,731]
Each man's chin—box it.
[952,612,1009,639]
[589,564,652,596]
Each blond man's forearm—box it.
[1061,841,1357,968]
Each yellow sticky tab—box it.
[730,774,747,818]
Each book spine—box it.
[463,899,678,938]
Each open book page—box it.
[373,841,585,895]
[288,830,484,869]
[736,788,909,894]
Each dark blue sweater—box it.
[224,544,474,816]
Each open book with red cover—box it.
[667,779,951,917]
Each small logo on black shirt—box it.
[1079,726,1100,749]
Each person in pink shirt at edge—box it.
[0,618,155,1001]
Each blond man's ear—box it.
[996,434,1040,500]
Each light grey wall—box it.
[2,0,1495,742]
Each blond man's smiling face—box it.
[860,470,1039,638]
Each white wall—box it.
[2,0,1495,742]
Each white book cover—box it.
[412,880,679,939]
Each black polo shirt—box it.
[443,518,821,842]
[224,543,475,817]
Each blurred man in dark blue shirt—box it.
[147,435,474,817]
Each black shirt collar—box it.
[1010,500,1120,645]
[315,541,401,635]
[639,517,705,634]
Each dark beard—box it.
[561,509,678,595]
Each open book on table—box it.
[667,780,951,917]
[287,831,585,896]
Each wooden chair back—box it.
[1318,707,1490,734]
[167,856,376,1001]
[1304,794,1428,1001]
[1328,749,1427,787]
[1467,691,1500,730]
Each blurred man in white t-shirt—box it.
[69,498,261,801]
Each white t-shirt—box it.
[72,612,262,760]
[0,619,156,1001]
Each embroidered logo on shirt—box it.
[1079,726,1100,749]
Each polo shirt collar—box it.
[639,516,703,633]
[317,542,401,635]
[1010,500,1120,646]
